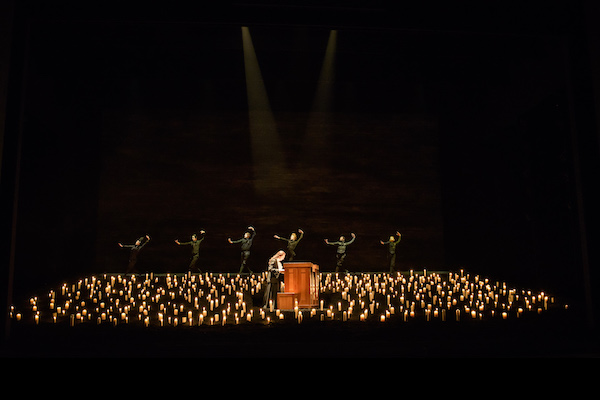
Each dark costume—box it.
[121,236,150,273]
[178,233,205,271]
[381,233,401,273]
[326,235,356,272]
[230,229,256,273]
[263,254,284,308]
[275,231,304,261]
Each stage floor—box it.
[3,270,598,357]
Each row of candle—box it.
[9,269,565,328]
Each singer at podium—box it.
[263,250,286,308]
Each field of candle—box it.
[8,269,566,329]
[6,269,594,357]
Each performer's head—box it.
[136,237,144,245]
[390,235,395,242]
[339,236,345,242]
[244,231,251,238]
[192,234,197,241]
[290,233,297,240]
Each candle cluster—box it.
[8,269,565,328]
[320,269,561,323]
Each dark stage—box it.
[1,1,600,357]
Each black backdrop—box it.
[6,2,595,312]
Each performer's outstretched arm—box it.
[274,235,291,243]
[139,235,151,249]
[346,233,357,246]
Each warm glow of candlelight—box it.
[10,270,562,333]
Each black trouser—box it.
[387,252,397,273]
[127,255,138,273]
[288,248,296,261]
[263,276,280,308]
[239,250,252,273]
[335,252,346,272]
[189,253,200,271]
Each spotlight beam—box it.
[302,29,337,166]
[241,26,288,196]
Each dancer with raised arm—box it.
[118,234,151,274]
[324,232,356,272]
[380,231,401,273]
[175,230,206,272]
[274,229,304,261]
[263,250,286,309]
[228,226,256,273]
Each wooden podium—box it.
[277,262,319,309]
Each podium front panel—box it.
[283,262,319,307]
